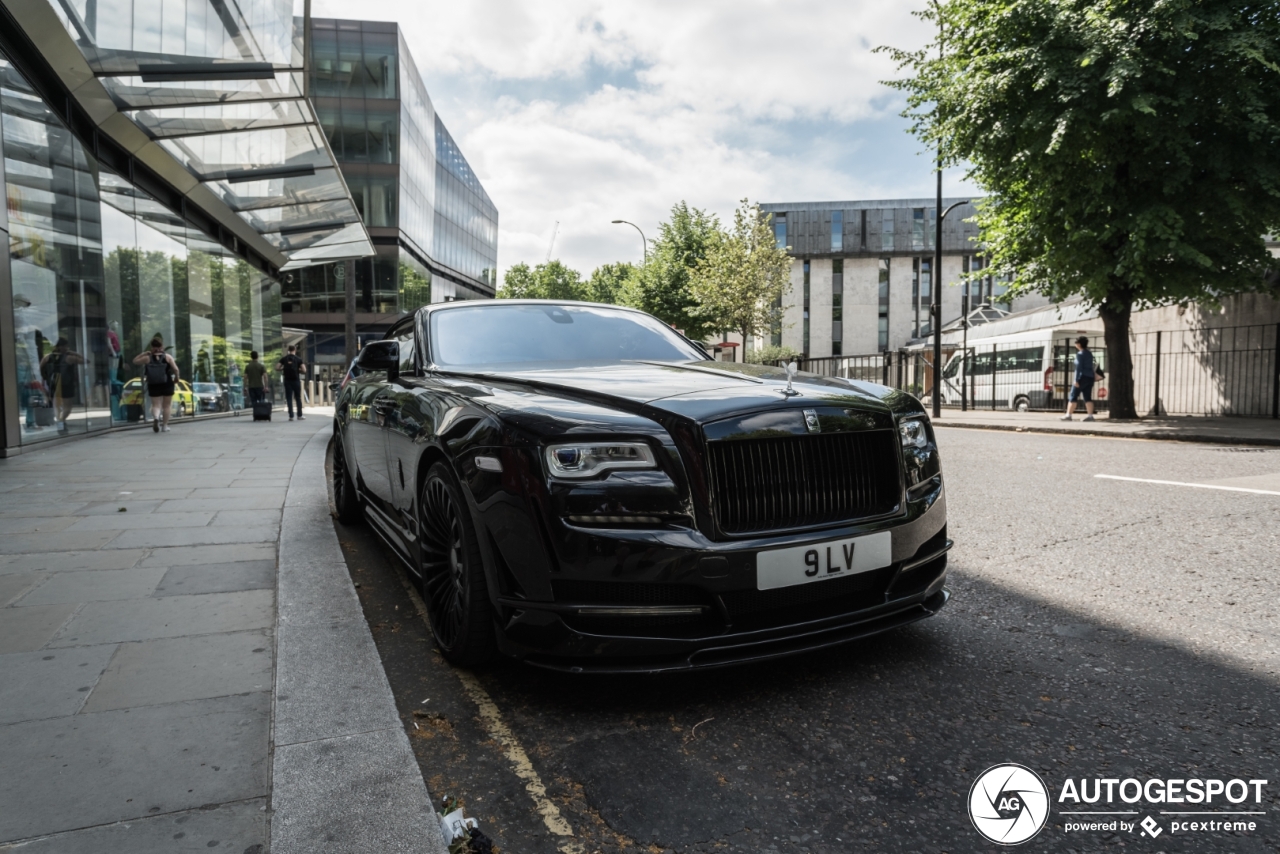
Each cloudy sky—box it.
[311,0,981,279]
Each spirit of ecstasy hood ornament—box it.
[780,362,800,397]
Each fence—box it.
[783,322,1280,418]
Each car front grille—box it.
[706,430,901,535]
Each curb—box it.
[931,420,1280,447]
[269,424,447,853]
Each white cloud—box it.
[311,0,976,278]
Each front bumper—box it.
[485,478,950,673]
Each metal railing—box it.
[781,322,1280,418]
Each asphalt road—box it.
[336,428,1279,853]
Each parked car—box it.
[331,301,950,672]
[192,382,227,412]
[936,326,1108,411]
[120,378,196,417]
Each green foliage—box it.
[689,199,792,347]
[399,262,432,310]
[883,0,1280,417]
[625,202,721,340]
[585,262,636,305]
[746,344,799,365]
[498,260,586,300]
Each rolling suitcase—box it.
[252,399,272,421]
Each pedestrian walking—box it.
[276,345,307,421]
[1061,336,1099,422]
[244,351,268,407]
[132,337,179,433]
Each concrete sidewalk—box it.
[930,408,1280,445]
[0,412,444,853]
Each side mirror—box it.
[328,382,342,393]
[356,340,399,380]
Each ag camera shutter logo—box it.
[969,764,1050,845]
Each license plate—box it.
[756,531,892,591]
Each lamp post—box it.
[611,220,647,263]
[931,199,969,418]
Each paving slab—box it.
[152,496,285,513]
[0,692,270,841]
[0,603,79,653]
[105,525,280,549]
[210,508,282,527]
[66,511,215,531]
[0,549,146,573]
[0,645,117,725]
[0,572,46,606]
[137,542,276,567]
[0,502,89,518]
[153,560,276,597]
[83,630,273,713]
[47,590,274,647]
[15,567,167,605]
[72,500,164,515]
[0,531,120,554]
[0,797,267,854]
[0,517,78,535]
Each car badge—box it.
[780,362,800,397]
[803,409,820,433]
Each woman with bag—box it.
[132,337,180,433]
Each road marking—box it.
[1094,474,1280,496]
[398,578,583,854]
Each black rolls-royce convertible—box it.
[331,300,950,672]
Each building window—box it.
[802,260,811,356]
[881,209,895,252]
[832,259,843,355]
[860,209,868,252]
[878,258,891,351]
[831,210,843,253]
[912,257,932,338]
[912,208,925,250]
[774,213,787,250]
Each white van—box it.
[936,326,1108,411]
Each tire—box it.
[419,461,497,666]
[331,432,362,524]
[1014,395,1031,413]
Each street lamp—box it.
[611,219,647,263]
[931,199,969,418]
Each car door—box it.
[349,364,395,511]
[383,315,428,536]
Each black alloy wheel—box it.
[419,461,497,666]
[331,433,362,524]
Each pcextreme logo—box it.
[968,764,1051,845]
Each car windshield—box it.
[193,383,219,393]
[429,303,706,367]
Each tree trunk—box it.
[1099,297,1137,419]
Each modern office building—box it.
[0,0,376,453]
[286,18,499,377]
[759,199,1051,358]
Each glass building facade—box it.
[1,52,281,448]
[290,19,499,374]
[0,0,373,452]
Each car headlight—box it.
[899,418,929,449]
[545,442,656,478]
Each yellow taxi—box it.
[120,378,197,417]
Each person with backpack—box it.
[132,337,180,433]
[1061,335,1102,422]
[276,344,307,421]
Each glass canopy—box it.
[45,0,373,271]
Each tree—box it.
[626,202,720,340]
[689,199,792,353]
[585,262,636,305]
[884,0,1280,418]
[497,260,586,300]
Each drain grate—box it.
[1210,447,1275,453]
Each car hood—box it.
[458,360,905,424]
